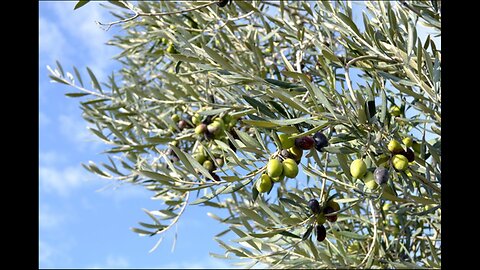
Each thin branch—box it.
[96,1,219,31]
[359,199,377,267]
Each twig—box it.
[319,152,329,202]
[344,55,384,107]
[359,199,377,267]
[96,1,219,31]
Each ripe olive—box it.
[217,0,229,7]
[350,159,367,179]
[392,154,409,171]
[267,158,283,178]
[295,136,315,150]
[308,199,321,214]
[256,174,273,193]
[282,158,299,178]
[178,120,188,130]
[327,200,340,212]
[323,206,338,222]
[315,224,327,242]
[374,167,389,185]
[195,123,207,135]
[388,139,403,154]
[400,148,415,162]
[313,131,329,152]
[211,172,220,182]
[279,133,295,149]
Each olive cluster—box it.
[387,138,415,171]
[350,158,389,190]
[165,108,241,181]
[307,198,340,242]
[255,131,329,194]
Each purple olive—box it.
[400,148,415,162]
[313,131,329,152]
[308,199,321,214]
[217,0,229,7]
[374,167,389,185]
[315,224,327,242]
[295,136,315,150]
[323,206,338,222]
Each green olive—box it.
[347,242,360,253]
[350,159,367,179]
[271,174,285,182]
[193,153,206,164]
[316,213,326,225]
[392,154,409,171]
[203,160,214,171]
[278,133,295,149]
[171,114,180,122]
[192,113,202,125]
[256,174,273,193]
[390,105,401,117]
[288,146,303,162]
[166,43,177,54]
[282,158,299,178]
[267,158,283,178]
[388,139,403,153]
[363,171,378,190]
[402,137,413,148]
[412,141,421,153]
[382,203,391,212]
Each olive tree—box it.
[48,0,441,268]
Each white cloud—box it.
[39,239,74,268]
[157,256,234,269]
[39,16,68,62]
[39,164,98,197]
[58,113,102,152]
[96,183,151,203]
[39,111,51,127]
[39,203,65,230]
[39,151,67,166]
[48,2,120,80]
[39,240,55,267]
[88,255,130,269]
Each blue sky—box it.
[39,2,233,268]
[39,2,439,268]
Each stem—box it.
[96,1,219,31]
[359,199,377,267]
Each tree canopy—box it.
[48,1,441,268]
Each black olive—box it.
[313,131,329,152]
[308,199,320,214]
[374,167,389,185]
[315,224,327,242]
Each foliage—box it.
[48,0,441,268]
